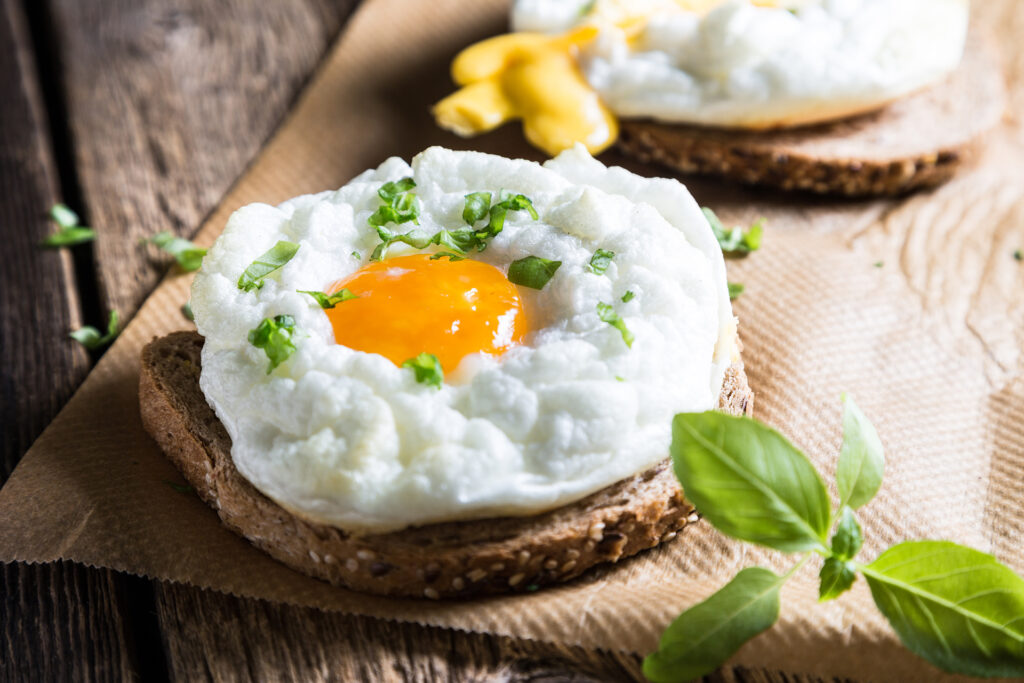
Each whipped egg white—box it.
[191,146,735,533]
[512,0,969,129]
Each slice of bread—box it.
[140,331,753,599]
[616,33,1005,196]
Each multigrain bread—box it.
[616,33,1005,197]
[140,331,753,599]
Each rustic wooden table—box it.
[0,0,838,680]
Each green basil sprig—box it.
[646,394,1024,681]
[702,207,764,256]
[237,241,300,292]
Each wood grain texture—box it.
[157,584,835,683]
[49,0,359,320]
[0,0,135,680]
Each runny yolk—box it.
[324,254,527,372]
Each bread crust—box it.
[140,331,753,599]
[616,31,1005,197]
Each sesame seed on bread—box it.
[615,31,1005,197]
[139,331,753,599]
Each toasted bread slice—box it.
[616,32,1005,196]
[139,331,752,599]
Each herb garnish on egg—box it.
[507,255,562,290]
[248,314,298,373]
[596,301,633,348]
[621,290,635,303]
[298,288,358,309]
[402,352,444,389]
[370,185,540,261]
[588,248,614,274]
[238,240,300,292]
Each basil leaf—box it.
[830,507,863,561]
[596,302,634,348]
[41,227,97,248]
[429,251,465,261]
[237,241,300,292]
[702,207,763,256]
[247,314,298,373]
[148,231,206,271]
[69,310,119,350]
[369,177,420,228]
[863,540,1024,678]
[485,191,538,237]
[378,177,416,202]
[836,393,884,510]
[463,192,492,225]
[181,301,194,322]
[621,290,635,303]
[643,567,784,683]
[589,248,614,275]
[402,353,443,389]
[819,557,857,603]
[298,288,358,309]
[508,256,561,290]
[50,203,80,229]
[728,282,744,300]
[671,412,831,552]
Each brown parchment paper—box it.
[2,0,1023,680]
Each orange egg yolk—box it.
[325,254,527,371]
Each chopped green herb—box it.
[182,301,194,321]
[402,353,443,389]
[41,227,97,248]
[874,261,884,268]
[589,248,615,275]
[597,302,633,348]
[429,251,465,261]
[621,290,635,303]
[578,0,596,17]
[462,192,492,225]
[615,375,626,382]
[728,282,744,300]
[368,177,421,229]
[70,310,119,350]
[484,191,538,240]
[238,241,300,292]
[298,288,358,309]
[507,255,561,290]
[351,251,361,260]
[702,208,764,256]
[147,231,207,271]
[1014,249,1022,262]
[247,314,298,373]
[50,203,79,228]
[165,480,195,494]
[41,203,95,248]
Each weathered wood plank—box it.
[0,0,135,679]
[49,0,359,320]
